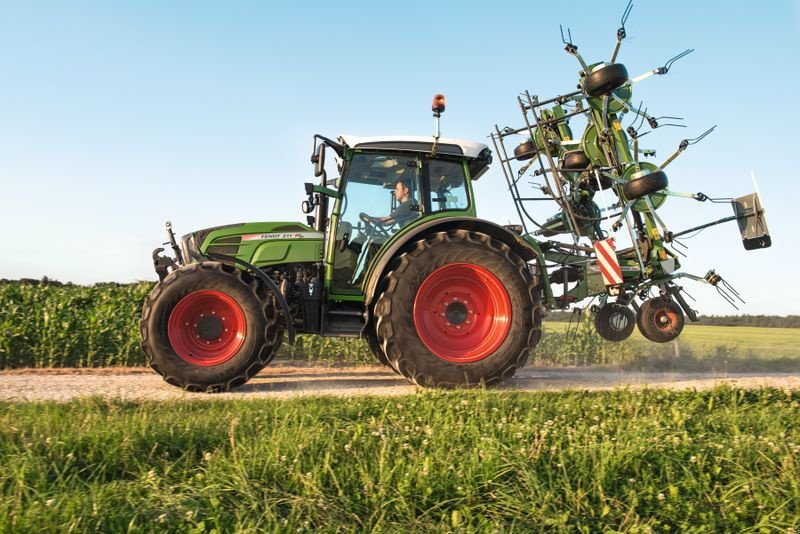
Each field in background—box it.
[2,388,798,531]
[1,281,798,370]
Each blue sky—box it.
[1,1,798,315]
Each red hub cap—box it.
[652,306,679,333]
[413,263,511,363]
[167,290,246,366]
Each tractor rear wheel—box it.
[636,297,684,343]
[140,261,282,392]
[365,328,398,373]
[594,303,635,342]
[374,230,541,387]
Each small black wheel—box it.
[374,230,541,387]
[579,172,613,191]
[636,297,685,343]
[562,150,590,171]
[583,63,629,97]
[622,170,669,200]
[594,303,635,342]
[514,140,537,161]
[140,262,282,392]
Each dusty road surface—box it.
[1,365,799,402]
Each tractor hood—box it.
[181,222,324,267]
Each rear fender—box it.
[363,217,542,306]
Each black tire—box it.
[562,150,590,171]
[594,303,635,342]
[636,297,684,343]
[583,63,629,97]
[579,172,613,191]
[140,261,282,392]
[514,140,537,161]
[622,170,668,200]
[374,230,542,387]
[364,327,399,373]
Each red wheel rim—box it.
[413,263,511,363]
[652,306,679,333]
[167,290,246,366]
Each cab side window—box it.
[425,159,469,213]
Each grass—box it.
[1,388,799,532]
[542,322,800,372]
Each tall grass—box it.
[1,388,798,531]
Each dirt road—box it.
[1,365,799,402]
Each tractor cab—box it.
[320,135,491,294]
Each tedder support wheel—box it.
[622,170,669,200]
[562,150,591,171]
[594,303,635,342]
[636,297,685,343]
[140,261,282,392]
[374,230,542,387]
[514,140,537,161]
[583,63,629,97]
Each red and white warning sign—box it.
[593,238,622,286]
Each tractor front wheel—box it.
[636,297,684,343]
[374,230,541,387]
[140,262,282,392]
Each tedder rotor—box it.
[489,1,770,344]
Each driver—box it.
[362,178,417,228]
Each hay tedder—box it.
[489,1,770,344]
[142,3,770,392]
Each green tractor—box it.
[142,4,771,393]
[142,95,543,391]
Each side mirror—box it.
[313,144,326,177]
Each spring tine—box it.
[621,0,633,27]
[560,25,573,47]
[715,286,740,310]
[659,48,694,74]
[721,278,746,304]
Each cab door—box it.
[329,152,422,295]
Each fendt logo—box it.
[241,232,323,241]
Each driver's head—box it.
[394,179,410,203]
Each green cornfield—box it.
[2,279,797,370]
[0,280,376,368]
[0,280,644,369]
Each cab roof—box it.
[338,135,489,160]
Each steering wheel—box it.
[358,212,391,238]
